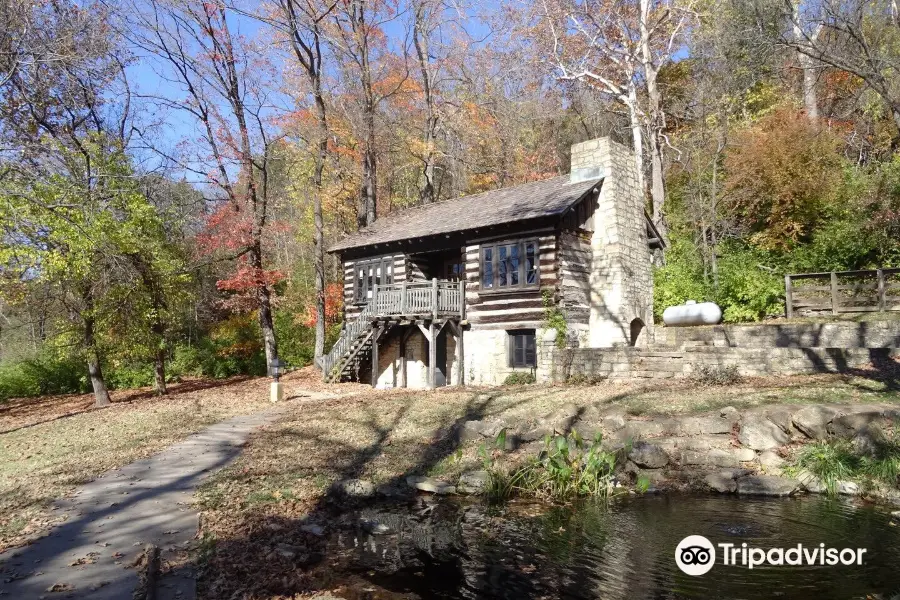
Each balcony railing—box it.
[370,279,465,319]
[321,278,465,381]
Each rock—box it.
[628,441,669,469]
[679,450,707,466]
[360,519,391,535]
[705,471,737,493]
[599,414,626,432]
[734,448,757,462]
[517,424,551,443]
[300,523,325,537]
[735,475,800,496]
[765,407,796,436]
[851,424,885,457]
[275,543,299,559]
[891,511,900,520]
[707,449,745,468]
[759,450,786,469]
[829,410,883,438]
[792,405,838,440]
[796,469,826,493]
[462,419,502,441]
[457,470,490,495]
[738,415,791,450]
[546,402,580,433]
[334,479,376,498]
[626,419,673,440]
[720,406,740,421]
[837,480,860,495]
[406,475,456,495]
[677,416,732,436]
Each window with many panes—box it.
[480,240,539,290]
[354,257,394,302]
[508,330,536,368]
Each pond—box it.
[315,494,900,599]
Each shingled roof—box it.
[328,174,602,253]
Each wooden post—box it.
[431,278,438,320]
[371,283,380,315]
[458,279,466,319]
[456,323,464,387]
[399,329,408,388]
[370,326,382,387]
[400,280,407,315]
[830,271,840,315]
[784,275,794,319]
[428,322,437,389]
[877,269,886,312]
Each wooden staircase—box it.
[321,278,465,384]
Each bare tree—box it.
[125,0,282,368]
[785,0,900,145]
[538,0,698,243]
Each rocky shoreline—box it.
[334,396,900,506]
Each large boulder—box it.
[829,410,884,438]
[738,415,791,450]
[852,424,886,457]
[628,441,670,469]
[795,469,826,494]
[792,405,838,440]
[759,450,786,470]
[735,475,800,496]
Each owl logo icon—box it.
[676,535,716,576]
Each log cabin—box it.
[323,137,664,387]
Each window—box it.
[354,257,394,302]
[444,260,464,282]
[508,330,536,368]
[481,240,539,290]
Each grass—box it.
[0,368,359,552]
[789,422,900,495]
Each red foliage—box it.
[300,282,343,327]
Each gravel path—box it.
[0,392,333,599]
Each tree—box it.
[785,0,900,146]
[536,0,698,243]
[127,0,282,369]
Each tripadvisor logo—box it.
[675,535,867,576]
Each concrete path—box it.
[0,394,330,599]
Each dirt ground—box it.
[0,367,368,552]
[193,367,900,599]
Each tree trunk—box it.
[154,348,167,395]
[313,82,328,363]
[793,2,818,121]
[626,81,646,200]
[351,0,377,229]
[639,0,667,244]
[413,0,437,205]
[83,301,110,407]
[250,244,279,368]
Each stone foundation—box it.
[654,320,900,349]
[463,328,555,386]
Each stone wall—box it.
[569,138,654,348]
[463,328,555,386]
[550,345,900,382]
[654,320,900,349]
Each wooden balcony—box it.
[321,279,465,382]
[370,279,466,320]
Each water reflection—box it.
[320,494,900,599]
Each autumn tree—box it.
[127,0,283,368]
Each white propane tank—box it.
[662,300,723,327]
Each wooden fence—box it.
[784,268,900,318]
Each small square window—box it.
[508,329,536,368]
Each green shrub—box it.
[504,371,535,385]
[792,440,861,495]
[0,352,88,401]
[105,362,155,390]
[565,373,605,386]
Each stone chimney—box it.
[570,138,654,347]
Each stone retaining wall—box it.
[550,346,900,382]
[653,320,900,349]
